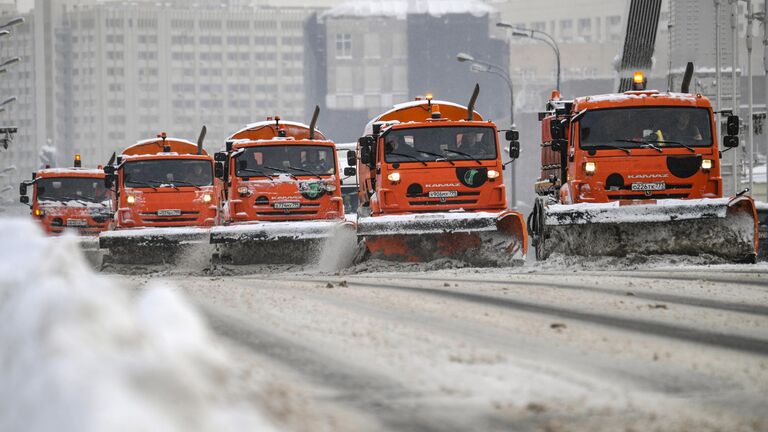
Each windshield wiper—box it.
[645,139,696,153]
[285,165,323,179]
[387,152,428,166]
[145,179,180,191]
[165,179,202,190]
[239,168,274,181]
[589,141,631,154]
[264,165,298,179]
[126,180,158,190]
[416,150,455,165]
[55,195,96,203]
[442,149,483,165]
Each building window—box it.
[559,19,573,42]
[335,33,352,59]
[577,18,592,42]
[607,15,622,42]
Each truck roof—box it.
[120,137,206,156]
[365,99,484,135]
[229,120,327,141]
[35,168,105,178]
[120,153,213,162]
[572,91,712,111]
[230,138,336,150]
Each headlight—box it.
[487,169,500,179]
[584,162,596,174]
[387,172,401,182]
[34,208,44,217]
[702,159,713,170]
[202,193,213,203]
[126,195,136,204]
[324,182,337,192]
[237,186,250,195]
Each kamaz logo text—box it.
[425,183,460,188]
[627,174,669,179]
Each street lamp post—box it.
[0,17,25,30]
[456,52,515,126]
[456,52,517,209]
[496,22,561,92]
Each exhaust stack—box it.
[681,62,694,93]
[466,84,480,121]
[196,125,207,155]
[309,105,320,140]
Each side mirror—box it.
[346,150,357,166]
[726,115,740,136]
[214,151,228,162]
[214,161,224,178]
[19,182,27,196]
[549,120,564,140]
[104,175,114,189]
[508,141,520,160]
[104,165,115,175]
[358,135,374,165]
[723,135,739,148]
[20,195,29,204]
[505,130,519,141]
[343,166,356,177]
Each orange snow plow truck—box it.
[349,85,527,265]
[19,154,112,235]
[209,108,353,264]
[528,66,759,262]
[99,129,221,264]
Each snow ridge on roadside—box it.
[0,219,277,432]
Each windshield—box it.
[235,145,336,178]
[36,177,109,203]
[123,159,213,188]
[579,107,713,150]
[383,126,497,163]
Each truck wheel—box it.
[533,198,547,261]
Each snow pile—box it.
[0,219,277,432]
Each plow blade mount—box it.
[356,211,527,266]
[210,220,354,264]
[533,197,759,262]
[99,227,212,265]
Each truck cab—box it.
[354,98,518,216]
[217,118,345,223]
[105,134,220,229]
[20,155,112,235]
[539,79,739,205]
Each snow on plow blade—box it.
[356,211,527,266]
[538,197,759,262]
[99,227,212,265]
[210,220,354,264]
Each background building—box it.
[308,0,511,142]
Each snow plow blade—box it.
[99,227,212,265]
[356,211,527,266]
[210,220,354,264]
[533,197,759,262]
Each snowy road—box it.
[116,263,768,432]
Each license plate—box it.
[273,201,301,209]
[66,219,87,227]
[631,182,666,191]
[157,209,182,216]
[428,190,459,198]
